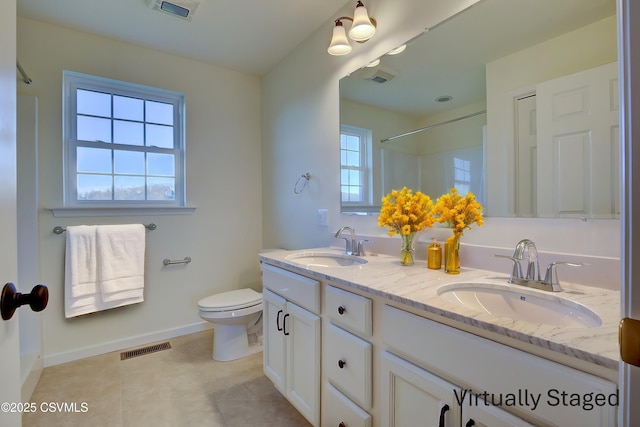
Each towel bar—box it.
[53,223,157,234]
[163,257,191,266]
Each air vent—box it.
[368,70,396,84]
[356,65,397,84]
[120,342,171,360]
[145,0,202,20]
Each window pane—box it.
[349,170,361,185]
[147,153,175,176]
[77,174,112,200]
[77,147,112,173]
[114,95,143,121]
[114,120,144,146]
[146,124,174,148]
[147,177,175,200]
[345,135,360,151]
[115,176,145,200]
[77,116,111,142]
[346,151,360,167]
[77,89,110,117]
[114,150,145,175]
[146,101,173,125]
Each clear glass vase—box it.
[400,232,416,266]
[444,233,461,274]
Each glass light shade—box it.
[348,4,376,42]
[328,23,352,55]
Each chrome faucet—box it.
[335,226,367,256]
[495,239,582,292]
[513,239,541,281]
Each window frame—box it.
[62,71,186,207]
[340,124,373,211]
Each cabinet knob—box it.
[338,305,346,315]
[465,420,476,427]
[338,359,346,369]
[339,423,346,427]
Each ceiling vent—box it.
[356,65,397,84]
[145,0,202,21]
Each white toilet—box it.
[198,288,263,362]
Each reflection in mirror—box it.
[339,0,617,218]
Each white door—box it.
[536,62,619,217]
[619,0,640,425]
[0,1,22,425]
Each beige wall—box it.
[17,17,263,362]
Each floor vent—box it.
[120,342,171,360]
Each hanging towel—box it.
[96,224,146,303]
[65,225,98,298]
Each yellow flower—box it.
[432,188,484,235]
[378,187,434,236]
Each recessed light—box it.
[366,58,381,67]
[435,95,453,103]
[387,44,407,55]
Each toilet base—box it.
[212,324,263,362]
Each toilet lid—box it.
[198,288,262,311]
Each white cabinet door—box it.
[286,301,320,426]
[381,351,460,427]
[263,288,287,394]
[462,401,535,427]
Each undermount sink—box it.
[285,252,368,268]
[437,283,602,328]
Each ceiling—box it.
[17,0,349,76]
[340,0,617,117]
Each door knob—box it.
[1,282,49,320]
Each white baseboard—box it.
[44,322,213,367]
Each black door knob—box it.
[1,282,49,320]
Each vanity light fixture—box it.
[327,1,377,56]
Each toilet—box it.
[198,288,263,362]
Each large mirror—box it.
[339,0,617,218]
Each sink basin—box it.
[285,252,368,268]
[437,283,602,328]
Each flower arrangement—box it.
[432,187,484,273]
[432,187,484,235]
[378,187,434,265]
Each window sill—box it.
[50,206,197,218]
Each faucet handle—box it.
[494,254,523,282]
[356,239,369,256]
[543,261,582,291]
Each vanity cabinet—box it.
[262,265,321,426]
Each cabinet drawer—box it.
[261,263,320,313]
[324,384,371,427]
[325,285,372,338]
[325,323,372,410]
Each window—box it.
[453,157,471,195]
[63,71,185,207]
[340,125,372,207]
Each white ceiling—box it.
[17,0,349,76]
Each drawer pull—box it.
[338,305,346,315]
[465,420,475,427]
[439,404,450,427]
[339,423,346,427]
[338,359,346,369]
[276,309,283,331]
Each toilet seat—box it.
[198,288,262,312]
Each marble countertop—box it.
[259,247,620,372]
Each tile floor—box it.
[23,330,311,427]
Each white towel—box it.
[96,224,146,302]
[65,225,98,298]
